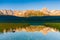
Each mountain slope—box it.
[0,8,60,17]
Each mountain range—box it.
[0,8,60,17]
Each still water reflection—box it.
[0,26,59,40]
[0,31,60,40]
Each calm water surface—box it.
[0,31,60,40]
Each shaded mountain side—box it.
[0,15,60,23]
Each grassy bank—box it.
[44,23,60,31]
[0,23,30,32]
[0,23,60,32]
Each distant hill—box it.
[0,15,60,23]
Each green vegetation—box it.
[0,23,60,32]
[44,23,60,31]
[0,23,30,32]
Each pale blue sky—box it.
[0,0,60,10]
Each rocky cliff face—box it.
[50,10,60,16]
[0,8,60,17]
[0,10,13,15]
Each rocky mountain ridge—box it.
[0,8,60,17]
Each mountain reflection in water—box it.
[0,22,59,40]
[0,25,59,40]
[3,27,58,35]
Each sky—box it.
[0,0,60,10]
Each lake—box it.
[0,31,60,40]
[0,26,59,40]
[0,16,60,40]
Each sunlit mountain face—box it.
[0,8,60,17]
